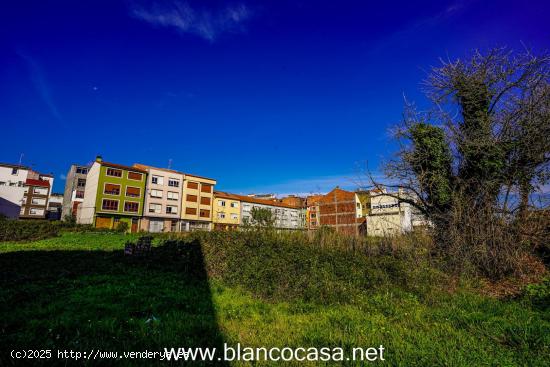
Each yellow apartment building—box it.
[212,191,241,230]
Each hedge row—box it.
[153,230,441,305]
[0,219,60,242]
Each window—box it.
[104,183,120,195]
[151,175,164,185]
[128,171,143,181]
[106,168,122,177]
[231,214,238,220]
[186,207,197,215]
[187,181,198,189]
[200,197,211,205]
[77,178,86,188]
[199,209,210,218]
[187,194,197,202]
[218,212,226,219]
[102,199,118,211]
[11,168,18,175]
[167,191,179,200]
[218,200,226,206]
[31,198,46,205]
[75,190,85,199]
[149,203,161,213]
[168,178,180,187]
[29,208,44,215]
[76,167,88,174]
[9,182,16,187]
[0,182,5,186]
[201,184,212,193]
[150,189,163,198]
[230,202,238,208]
[166,205,178,214]
[124,202,139,213]
[126,187,141,197]
[34,187,48,195]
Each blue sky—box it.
[1,0,548,195]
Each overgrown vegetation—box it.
[381,48,550,279]
[1,232,548,366]
[0,217,131,243]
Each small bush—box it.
[116,221,129,233]
[524,277,550,306]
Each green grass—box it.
[1,232,548,366]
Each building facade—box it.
[19,171,53,219]
[238,195,304,229]
[134,164,184,233]
[77,157,146,232]
[212,191,241,230]
[47,193,63,220]
[180,174,216,231]
[318,187,365,235]
[305,195,323,230]
[366,189,413,236]
[0,163,29,218]
[61,164,89,220]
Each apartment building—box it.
[61,164,89,219]
[0,163,29,218]
[20,171,54,219]
[77,156,146,232]
[180,174,216,231]
[237,194,304,229]
[318,187,365,235]
[212,191,241,230]
[305,195,323,229]
[47,193,63,220]
[134,164,184,233]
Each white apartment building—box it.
[0,163,29,218]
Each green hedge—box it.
[0,219,59,242]
[157,230,441,305]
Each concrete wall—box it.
[0,165,28,218]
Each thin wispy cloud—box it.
[130,1,252,41]
[17,51,62,121]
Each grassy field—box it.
[1,232,548,366]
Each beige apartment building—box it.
[134,164,184,232]
[180,174,216,231]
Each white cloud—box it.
[130,1,252,41]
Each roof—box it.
[230,193,301,209]
[319,187,356,203]
[25,178,50,188]
[0,162,30,170]
[214,191,242,200]
[306,195,324,205]
[101,161,147,173]
[183,172,217,183]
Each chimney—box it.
[96,155,103,163]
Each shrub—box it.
[159,230,441,305]
[116,221,129,233]
[0,218,59,242]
